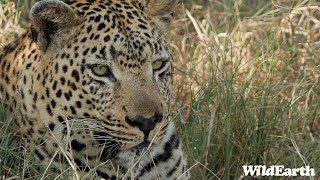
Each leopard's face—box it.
[0,0,189,178]
[30,0,174,151]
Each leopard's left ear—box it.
[29,0,85,52]
[134,0,180,34]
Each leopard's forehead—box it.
[66,0,170,72]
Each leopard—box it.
[0,0,189,179]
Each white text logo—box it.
[242,165,315,177]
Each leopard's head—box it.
[29,0,179,151]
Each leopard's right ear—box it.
[131,0,180,34]
[29,0,85,52]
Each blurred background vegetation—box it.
[1,0,320,179]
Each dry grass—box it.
[0,0,320,179]
[0,1,23,50]
[171,0,319,179]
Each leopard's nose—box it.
[125,113,163,134]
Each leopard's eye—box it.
[91,66,111,77]
[152,60,164,71]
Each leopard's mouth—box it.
[97,137,153,158]
[71,116,167,151]
[133,140,153,150]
